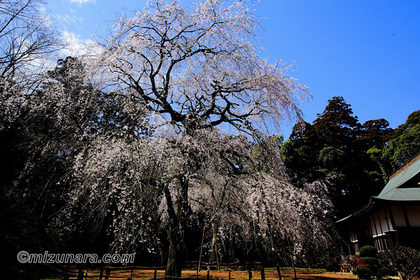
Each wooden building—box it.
[337,153,420,255]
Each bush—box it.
[380,245,420,280]
[355,245,402,280]
[355,265,374,279]
[360,257,379,272]
[377,266,398,279]
[319,251,340,271]
[359,245,377,257]
[356,245,381,280]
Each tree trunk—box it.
[165,237,184,278]
[290,254,297,280]
[276,265,282,280]
[163,177,189,278]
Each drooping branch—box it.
[98,0,308,135]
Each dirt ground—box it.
[64,268,363,280]
[177,269,358,280]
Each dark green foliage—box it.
[283,98,420,221]
[359,245,377,257]
[355,246,378,279]
[355,265,374,280]
[318,146,346,169]
[282,97,394,217]
[318,251,340,272]
[360,257,379,277]
[281,121,323,186]
[382,110,420,172]
[360,119,394,147]
[355,245,396,280]
[377,266,398,279]
[360,257,378,266]
[282,98,420,219]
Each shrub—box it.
[380,245,420,280]
[355,265,374,279]
[360,257,379,272]
[377,266,398,279]
[359,245,377,257]
[319,251,340,271]
[356,245,380,280]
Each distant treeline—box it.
[281,96,420,217]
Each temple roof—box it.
[336,152,420,224]
[374,153,420,201]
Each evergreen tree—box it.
[382,110,420,172]
[313,96,360,151]
[282,96,395,217]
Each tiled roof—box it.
[374,153,420,201]
[336,153,420,223]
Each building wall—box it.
[390,205,420,227]
[348,205,420,254]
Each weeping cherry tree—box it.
[61,0,336,277]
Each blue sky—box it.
[46,0,420,138]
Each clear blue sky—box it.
[46,0,420,138]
